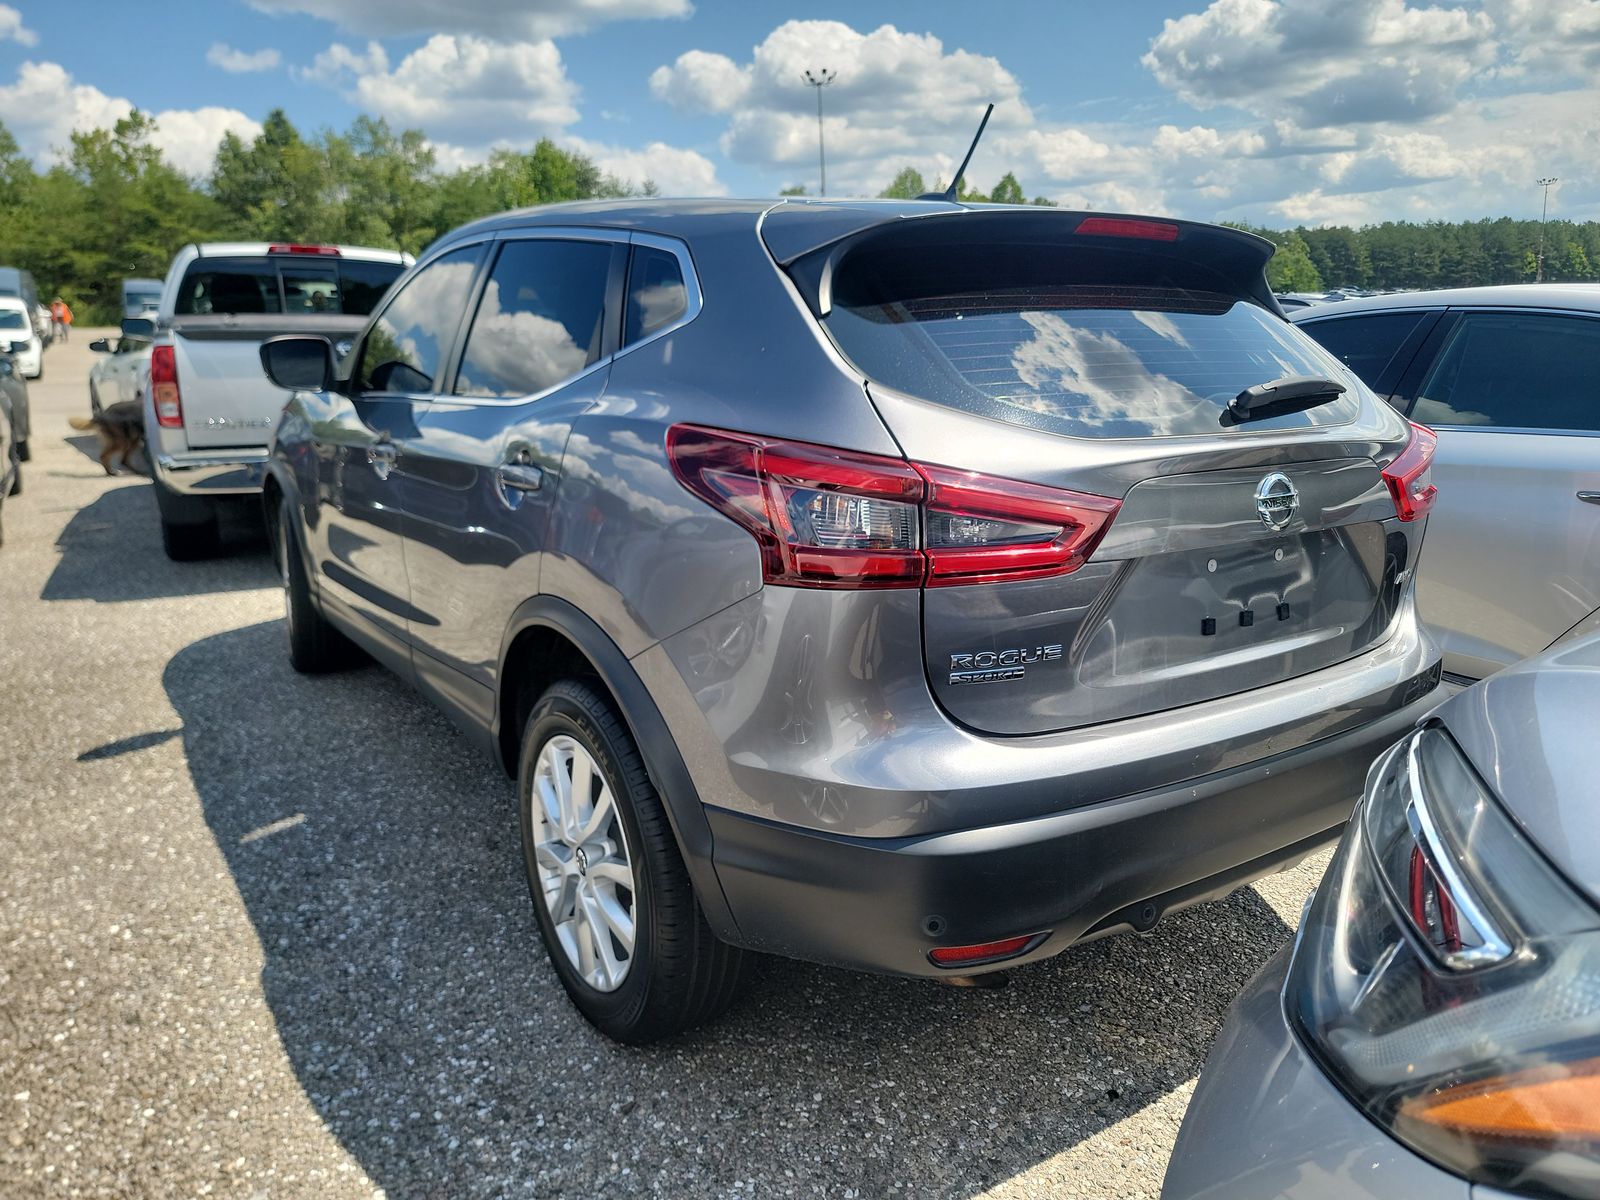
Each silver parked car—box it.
[1165,630,1600,1200]
[1294,286,1600,682]
[259,199,1443,1042]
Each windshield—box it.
[825,284,1361,439]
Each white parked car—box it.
[0,299,41,378]
[88,328,153,413]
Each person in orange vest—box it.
[50,297,72,342]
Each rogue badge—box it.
[949,644,1063,686]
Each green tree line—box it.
[0,106,1595,322]
[0,108,648,323]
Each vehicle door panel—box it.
[310,244,484,672]
[401,236,623,708]
[1404,310,1600,679]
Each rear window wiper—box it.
[1228,374,1346,422]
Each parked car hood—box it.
[1437,632,1600,911]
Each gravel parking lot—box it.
[1,332,1331,1198]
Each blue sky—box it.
[1,0,1595,228]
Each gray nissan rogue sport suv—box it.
[259,198,1444,1042]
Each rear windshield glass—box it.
[0,309,27,330]
[824,284,1361,439]
[174,257,403,316]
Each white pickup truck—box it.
[141,242,411,559]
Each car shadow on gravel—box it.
[41,480,273,603]
[168,620,1295,1200]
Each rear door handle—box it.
[1580,492,1600,505]
[367,441,396,480]
[497,463,544,493]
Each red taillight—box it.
[150,344,182,428]
[1382,420,1438,523]
[666,425,925,588]
[928,933,1044,967]
[920,465,1121,587]
[268,243,341,256]
[666,425,1121,590]
[1074,216,1180,242]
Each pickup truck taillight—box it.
[666,425,1121,590]
[150,344,182,428]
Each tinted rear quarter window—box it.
[825,283,1360,439]
[454,239,613,399]
[1414,311,1600,432]
[1298,312,1427,392]
[625,246,688,344]
[174,260,282,315]
[338,259,405,315]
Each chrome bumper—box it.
[153,449,270,496]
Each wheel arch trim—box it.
[495,595,741,941]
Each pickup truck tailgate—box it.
[171,313,367,449]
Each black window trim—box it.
[1405,304,1600,437]
[403,226,702,408]
[1295,307,1444,403]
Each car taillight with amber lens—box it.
[1287,726,1600,1196]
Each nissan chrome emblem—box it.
[1254,472,1299,531]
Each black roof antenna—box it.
[919,103,994,202]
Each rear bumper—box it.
[153,449,270,496]
[707,679,1442,976]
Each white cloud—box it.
[564,135,724,195]
[0,60,256,176]
[207,43,282,74]
[0,5,35,46]
[250,0,689,38]
[302,35,579,142]
[1143,0,1496,128]
[151,108,264,176]
[651,21,1030,195]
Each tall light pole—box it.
[1536,176,1559,282]
[802,68,835,196]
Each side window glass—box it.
[454,239,613,398]
[358,246,480,394]
[1414,312,1600,432]
[624,245,688,345]
[175,262,282,316]
[1300,312,1425,392]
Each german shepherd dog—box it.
[69,401,148,475]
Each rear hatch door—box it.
[783,210,1417,736]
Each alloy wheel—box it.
[530,734,638,992]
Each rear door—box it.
[401,233,625,721]
[1399,309,1600,679]
[797,213,1420,735]
[309,244,484,667]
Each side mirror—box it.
[89,338,111,353]
[120,317,155,337]
[261,335,333,392]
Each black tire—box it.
[15,439,27,463]
[274,495,360,673]
[518,680,747,1042]
[153,480,221,561]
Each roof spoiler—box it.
[782,209,1281,320]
